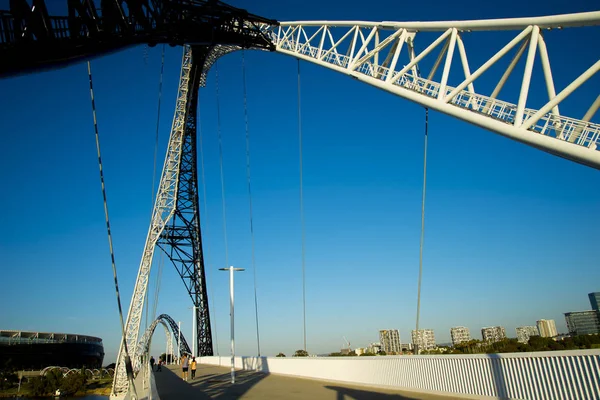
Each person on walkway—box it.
[150,356,155,371]
[157,358,162,372]
[181,353,189,381]
[190,357,197,379]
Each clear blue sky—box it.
[0,0,599,364]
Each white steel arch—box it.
[263,12,600,169]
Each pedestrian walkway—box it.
[153,364,471,399]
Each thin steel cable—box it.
[415,107,428,354]
[215,62,230,357]
[242,50,261,356]
[215,61,230,270]
[151,252,164,321]
[198,92,220,356]
[86,61,136,397]
[152,44,166,211]
[150,44,166,325]
[297,59,307,352]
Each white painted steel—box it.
[111,45,193,398]
[201,350,600,399]
[264,13,600,169]
[283,11,600,30]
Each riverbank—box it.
[0,378,111,398]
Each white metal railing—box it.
[271,32,600,152]
[201,350,600,400]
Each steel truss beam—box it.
[0,0,277,77]
[264,12,600,169]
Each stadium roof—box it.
[0,330,102,344]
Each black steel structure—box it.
[157,48,212,356]
[155,314,191,355]
[0,0,277,78]
[0,0,278,359]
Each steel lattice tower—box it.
[157,49,213,357]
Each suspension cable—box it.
[297,59,307,352]
[151,252,164,321]
[216,62,231,344]
[198,91,219,356]
[150,44,167,325]
[415,107,429,354]
[152,45,166,214]
[86,61,137,398]
[241,50,261,356]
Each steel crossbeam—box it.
[264,12,600,169]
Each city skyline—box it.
[1,0,599,364]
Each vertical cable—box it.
[242,51,262,356]
[297,59,307,352]
[87,61,136,398]
[152,44,166,210]
[198,91,219,356]
[216,61,229,357]
[216,61,230,268]
[146,44,166,335]
[415,107,428,354]
[149,44,166,327]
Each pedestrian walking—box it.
[150,356,155,371]
[191,357,197,379]
[181,353,189,381]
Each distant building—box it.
[564,311,600,336]
[367,342,381,354]
[411,329,436,351]
[536,319,558,338]
[450,327,471,346]
[589,292,600,312]
[354,347,365,356]
[400,343,413,352]
[379,330,401,354]
[516,326,539,343]
[481,326,506,343]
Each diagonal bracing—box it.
[265,12,600,169]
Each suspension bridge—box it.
[1,0,599,399]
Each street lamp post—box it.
[219,266,245,384]
[190,306,197,358]
[177,321,182,364]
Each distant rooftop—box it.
[0,330,102,345]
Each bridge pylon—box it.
[110,45,216,398]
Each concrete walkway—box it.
[153,364,470,400]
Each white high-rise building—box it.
[379,329,401,354]
[450,327,471,346]
[367,342,382,354]
[481,326,506,343]
[411,329,436,351]
[536,319,558,338]
[516,326,539,343]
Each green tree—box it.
[60,371,87,395]
[0,370,18,390]
[45,369,64,393]
[293,349,309,357]
[276,352,286,357]
[28,376,50,396]
[378,351,387,356]
[360,352,376,356]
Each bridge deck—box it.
[154,364,470,400]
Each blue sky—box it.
[0,0,599,364]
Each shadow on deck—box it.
[153,365,267,399]
[153,364,465,399]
